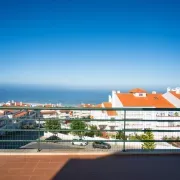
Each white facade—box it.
[90,89,180,132]
[42,114,57,119]
[111,91,123,107]
[72,110,91,118]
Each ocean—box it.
[0,85,165,106]
[0,86,110,105]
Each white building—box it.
[72,104,93,119]
[90,102,119,131]
[56,110,72,119]
[40,110,57,119]
[90,88,180,131]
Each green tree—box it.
[85,125,102,137]
[110,134,116,139]
[70,120,86,137]
[141,130,156,150]
[45,119,61,135]
[129,133,141,140]
[116,131,127,140]
[174,112,179,116]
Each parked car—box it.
[45,135,61,143]
[92,141,111,149]
[72,139,88,146]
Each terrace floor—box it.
[0,154,180,180]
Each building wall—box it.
[112,93,123,107]
[73,110,91,118]
[42,114,57,119]
[91,111,109,119]
[90,90,180,131]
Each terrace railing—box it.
[0,107,180,153]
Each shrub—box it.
[141,130,156,150]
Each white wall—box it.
[112,93,123,107]
[43,114,57,119]
[90,103,108,119]
[73,110,91,118]
[108,95,112,103]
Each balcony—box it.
[0,106,180,180]
[0,106,179,153]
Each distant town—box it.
[0,87,180,150]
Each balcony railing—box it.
[0,107,180,153]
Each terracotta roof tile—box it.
[44,104,53,108]
[40,110,56,115]
[103,102,117,116]
[170,91,180,99]
[129,88,147,93]
[116,93,175,108]
[14,111,27,118]
[96,104,102,108]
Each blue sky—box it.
[0,0,180,90]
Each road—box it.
[1,130,179,152]
[20,141,180,152]
[20,141,123,152]
[0,130,122,152]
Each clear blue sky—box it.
[0,0,179,90]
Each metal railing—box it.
[0,107,180,153]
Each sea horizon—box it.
[0,84,168,105]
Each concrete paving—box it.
[0,154,180,180]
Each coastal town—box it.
[1,0,179,179]
[1,86,180,118]
[0,87,180,150]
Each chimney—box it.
[152,91,156,94]
[176,88,180,94]
[108,95,112,103]
[167,87,171,92]
[112,90,116,107]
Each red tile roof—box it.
[40,110,56,115]
[116,93,175,108]
[170,91,180,99]
[129,88,147,93]
[44,104,53,108]
[95,104,102,108]
[14,111,28,118]
[103,102,117,116]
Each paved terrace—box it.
[0,154,180,180]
